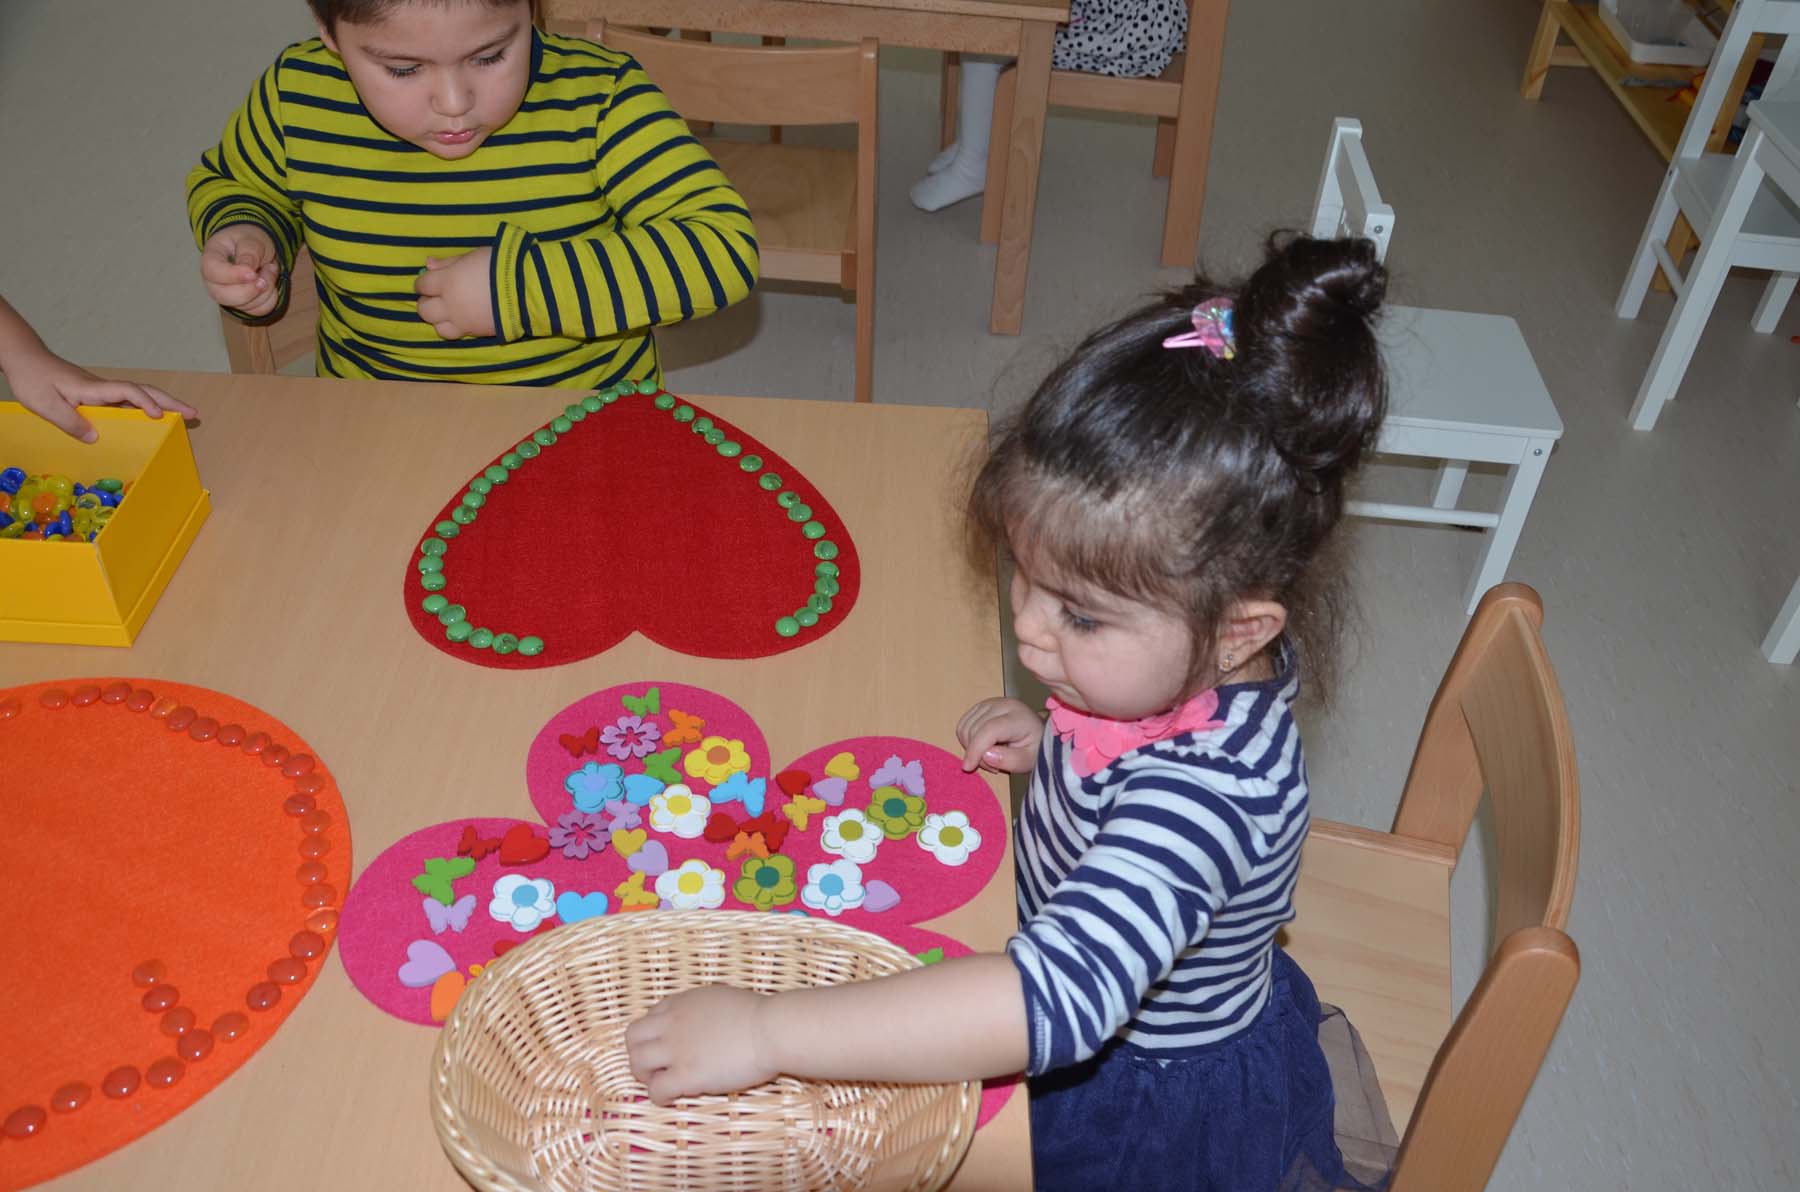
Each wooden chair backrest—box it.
[1310,117,1395,263]
[219,248,318,376]
[1387,582,1581,1190]
[597,24,874,128]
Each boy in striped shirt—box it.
[188,0,757,387]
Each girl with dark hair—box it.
[626,234,1392,1192]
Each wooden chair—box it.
[596,23,879,404]
[942,0,1230,269]
[1616,4,1800,431]
[218,248,318,375]
[1318,119,1564,614]
[1285,582,1581,1189]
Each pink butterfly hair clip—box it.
[1163,297,1236,360]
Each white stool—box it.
[1765,576,1800,664]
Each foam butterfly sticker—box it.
[783,794,827,831]
[457,825,502,861]
[621,687,660,717]
[411,856,476,906]
[423,893,476,934]
[663,708,705,746]
[642,747,682,785]
[870,755,927,797]
[559,726,600,758]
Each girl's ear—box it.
[1216,600,1286,672]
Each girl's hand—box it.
[5,352,196,443]
[415,249,497,339]
[199,225,282,317]
[956,697,1044,773]
[625,985,777,1105]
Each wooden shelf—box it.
[1554,2,1700,159]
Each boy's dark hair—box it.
[970,233,1389,701]
[307,0,530,35]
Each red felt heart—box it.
[775,769,810,798]
[702,810,741,843]
[497,824,549,866]
[403,387,860,668]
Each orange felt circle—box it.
[0,679,351,1191]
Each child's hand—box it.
[199,225,282,317]
[5,350,196,443]
[956,698,1044,773]
[624,985,777,1105]
[414,249,496,339]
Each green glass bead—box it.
[421,538,446,557]
[654,392,676,410]
[438,603,466,626]
[816,561,840,578]
[564,403,586,422]
[796,608,820,628]
[461,491,485,510]
[435,521,460,540]
[636,378,659,395]
[418,556,443,575]
[774,616,800,638]
[518,635,545,657]
[533,428,557,447]
[802,520,826,540]
[469,627,494,649]
[703,428,725,446]
[759,473,782,492]
[808,594,832,615]
[445,620,474,643]
[451,506,476,526]
[777,491,799,509]
[517,441,540,460]
[673,405,695,423]
[814,540,839,560]
[493,633,519,655]
[815,575,840,597]
[485,465,509,484]
[581,395,603,413]
[470,477,493,495]
[501,453,522,470]
[739,454,763,472]
[717,441,742,458]
[96,478,124,494]
[788,504,812,523]
[692,416,713,434]
[421,572,447,592]
[421,594,449,614]
[550,416,572,434]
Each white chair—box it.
[1766,574,1800,664]
[1317,120,1566,614]
[1616,0,1800,431]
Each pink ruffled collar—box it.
[1047,689,1227,777]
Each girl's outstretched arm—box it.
[625,953,1027,1105]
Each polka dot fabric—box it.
[1053,0,1189,78]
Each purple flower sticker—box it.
[870,754,926,796]
[602,798,643,831]
[548,811,608,860]
[601,715,662,761]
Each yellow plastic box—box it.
[0,404,211,646]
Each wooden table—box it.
[541,0,1071,336]
[3,371,1030,1191]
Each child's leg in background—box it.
[910,55,1006,212]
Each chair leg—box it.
[1616,172,1682,319]
[1463,437,1552,615]
[979,65,1016,247]
[1520,1,1561,100]
[763,36,786,143]
[1651,215,1695,295]
[1431,461,1469,510]
[1751,272,1797,334]
[1159,0,1228,269]
[1627,133,1768,431]
[1764,577,1800,665]
[940,52,961,151]
[1153,118,1176,178]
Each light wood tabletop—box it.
[3,371,1030,1191]
[541,0,1071,335]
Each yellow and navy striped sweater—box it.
[187,30,758,387]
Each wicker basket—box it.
[431,910,981,1192]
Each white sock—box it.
[911,59,1004,213]
[927,141,959,174]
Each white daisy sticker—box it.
[799,859,867,917]
[648,784,711,839]
[819,807,882,864]
[656,858,727,910]
[488,874,556,931]
[918,811,982,867]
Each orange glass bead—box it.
[0,697,20,720]
[3,1105,47,1138]
[149,697,178,719]
[299,836,330,860]
[304,908,339,934]
[294,771,327,795]
[289,931,326,960]
[267,957,307,985]
[301,884,337,910]
[282,793,316,817]
[296,860,328,885]
[176,1029,214,1063]
[300,810,331,835]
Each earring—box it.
[1219,653,1235,674]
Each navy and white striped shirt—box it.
[1006,657,1309,1075]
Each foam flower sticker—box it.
[800,859,867,917]
[566,761,624,813]
[866,787,928,840]
[819,808,882,864]
[711,771,767,817]
[869,755,926,796]
[656,858,727,910]
[601,714,662,761]
[602,798,643,831]
[548,811,608,861]
[685,735,752,786]
[648,784,712,838]
[918,810,983,867]
[488,874,556,931]
[733,854,798,911]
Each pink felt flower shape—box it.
[1047,689,1225,778]
[601,714,662,761]
[869,754,926,796]
[548,811,609,860]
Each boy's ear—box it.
[317,20,340,54]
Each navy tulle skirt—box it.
[1026,948,1390,1191]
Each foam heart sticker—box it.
[403,383,861,669]
[338,681,1016,1128]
